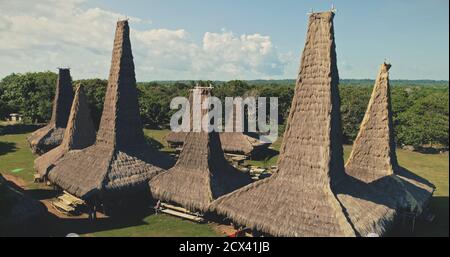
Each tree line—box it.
[0,72,448,149]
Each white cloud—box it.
[0,0,293,80]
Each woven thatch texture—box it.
[345,63,399,183]
[48,20,173,199]
[27,69,74,155]
[165,131,187,145]
[211,12,357,237]
[341,63,434,220]
[34,84,96,178]
[150,88,252,212]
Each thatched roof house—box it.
[166,118,269,156]
[341,63,434,217]
[210,11,414,237]
[211,12,358,236]
[34,84,96,180]
[47,20,174,201]
[166,86,270,155]
[27,68,74,155]
[149,87,252,212]
[166,130,268,156]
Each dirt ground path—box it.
[3,174,27,188]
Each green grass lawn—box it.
[89,214,219,237]
[0,128,448,236]
[0,133,39,188]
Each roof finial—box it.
[331,3,337,13]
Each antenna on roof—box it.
[331,3,337,13]
[307,8,314,15]
[194,82,213,90]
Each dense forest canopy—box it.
[0,72,448,149]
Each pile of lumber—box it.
[157,202,204,223]
[51,191,84,215]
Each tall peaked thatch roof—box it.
[211,13,434,237]
[345,63,398,183]
[337,63,434,227]
[27,68,74,155]
[34,84,96,178]
[47,20,174,200]
[150,87,252,212]
[211,12,358,236]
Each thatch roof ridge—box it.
[48,20,173,199]
[27,68,74,154]
[345,63,398,183]
[34,84,96,177]
[150,88,252,212]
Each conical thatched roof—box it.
[47,20,174,200]
[150,87,252,212]
[338,63,434,227]
[211,12,358,237]
[345,63,399,183]
[27,68,74,155]
[34,84,96,179]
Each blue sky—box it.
[0,0,448,80]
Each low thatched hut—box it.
[166,127,269,156]
[165,93,270,156]
[34,84,96,180]
[27,68,74,155]
[149,87,252,213]
[210,11,411,237]
[47,20,174,204]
